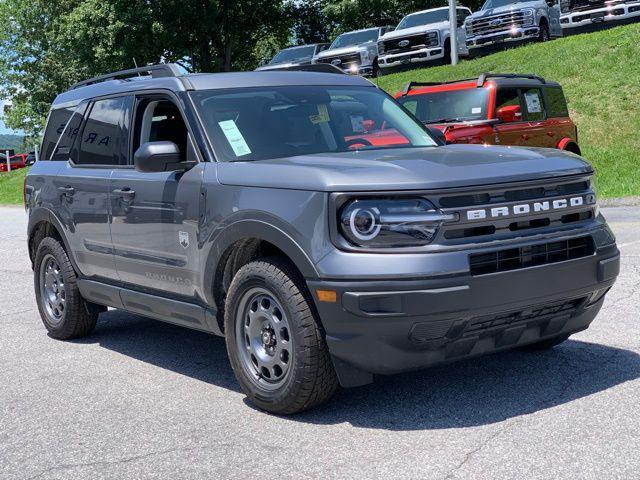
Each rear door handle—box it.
[520,134,529,140]
[57,186,75,196]
[547,131,555,137]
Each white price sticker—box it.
[218,120,251,157]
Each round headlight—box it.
[350,207,381,241]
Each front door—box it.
[493,87,531,147]
[109,94,203,298]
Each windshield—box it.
[398,88,490,124]
[330,29,379,49]
[481,0,529,9]
[270,45,316,64]
[397,9,449,29]
[190,86,436,162]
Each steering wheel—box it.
[345,138,374,149]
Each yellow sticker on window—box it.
[309,104,330,124]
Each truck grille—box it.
[467,11,526,36]
[316,53,360,68]
[469,236,595,276]
[379,32,439,55]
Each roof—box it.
[53,69,374,108]
[395,74,561,97]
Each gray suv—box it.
[26,64,619,414]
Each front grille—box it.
[380,32,438,54]
[438,181,589,208]
[469,236,594,276]
[316,53,360,67]
[467,11,526,36]
[466,297,584,334]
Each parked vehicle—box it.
[26,64,619,414]
[0,153,27,172]
[256,43,330,71]
[560,0,640,30]
[25,151,37,165]
[395,73,581,153]
[378,6,471,70]
[465,0,563,53]
[312,27,394,77]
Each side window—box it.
[133,98,189,162]
[545,86,570,118]
[520,88,545,121]
[41,105,87,160]
[76,97,132,165]
[457,9,470,27]
[495,88,521,111]
[401,100,419,117]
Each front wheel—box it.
[224,258,338,414]
[539,22,550,42]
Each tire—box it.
[518,334,570,352]
[224,258,338,414]
[442,39,451,65]
[539,22,550,42]
[34,237,101,340]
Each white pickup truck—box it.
[377,7,471,70]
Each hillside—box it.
[376,23,640,198]
[0,133,24,152]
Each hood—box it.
[469,1,540,17]
[217,144,592,192]
[381,21,449,40]
[255,60,311,71]
[314,45,365,59]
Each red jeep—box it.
[394,73,581,154]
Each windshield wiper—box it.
[423,117,465,124]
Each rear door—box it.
[109,93,203,298]
[52,97,131,281]
[519,87,551,147]
[493,87,530,146]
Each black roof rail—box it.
[69,63,184,90]
[401,78,479,96]
[476,73,546,87]
[263,64,345,75]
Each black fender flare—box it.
[201,219,319,306]
[27,207,80,272]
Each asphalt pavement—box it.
[1,205,638,479]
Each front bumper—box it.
[561,3,640,29]
[378,47,444,69]
[466,26,539,49]
[308,234,619,386]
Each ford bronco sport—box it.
[396,73,581,153]
[26,64,619,414]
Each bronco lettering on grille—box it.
[465,195,594,221]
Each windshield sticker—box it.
[218,120,251,157]
[471,107,482,114]
[350,115,365,133]
[309,104,330,124]
[524,92,542,113]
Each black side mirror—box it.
[426,126,447,145]
[134,141,192,173]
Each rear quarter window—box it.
[545,86,570,118]
[41,104,88,161]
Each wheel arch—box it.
[27,208,75,270]
[557,138,581,155]
[203,220,320,331]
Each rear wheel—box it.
[224,258,338,414]
[34,237,102,339]
[518,334,570,351]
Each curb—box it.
[599,197,640,207]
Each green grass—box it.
[376,23,640,198]
[0,167,28,204]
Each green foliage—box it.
[376,23,640,198]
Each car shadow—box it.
[79,309,640,431]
